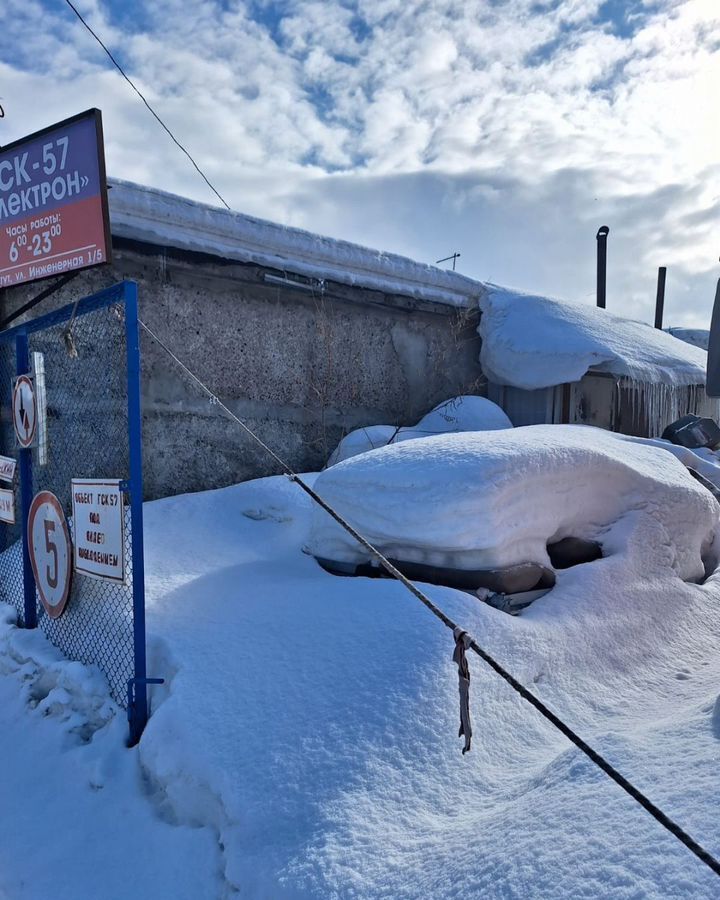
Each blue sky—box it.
[1,0,718,326]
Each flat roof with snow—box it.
[107,179,483,308]
[108,180,709,389]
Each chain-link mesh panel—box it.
[26,299,135,705]
[0,340,25,623]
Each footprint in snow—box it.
[242,507,292,524]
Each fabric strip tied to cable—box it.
[453,627,472,754]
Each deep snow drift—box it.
[3,444,720,897]
[326,395,512,467]
[479,287,708,389]
[311,425,719,577]
[0,606,221,900]
[667,328,710,350]
[137,470,720,898]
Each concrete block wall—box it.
[0,237,484,499]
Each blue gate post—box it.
[124,282,149,744]
[15,329,37,629]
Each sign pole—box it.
[15,330,36,628]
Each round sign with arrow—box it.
[12,374,37,449]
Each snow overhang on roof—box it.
[107,179,483,309]
[478,286,708,389]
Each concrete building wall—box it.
[0,237,484,499]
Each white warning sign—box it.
[71,479,125,583]
[0,487,15,525]
[0,455,16,483]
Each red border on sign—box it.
[28,490,73,620]
[12,374,37,449]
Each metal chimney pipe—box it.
[596,226,609,309]
[654,266,667,330]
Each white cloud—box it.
[1,0,718,327]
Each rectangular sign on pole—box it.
[0,488,15,525]
[0,456,16,483]
[71,479,125,583]
[0,109,111,289]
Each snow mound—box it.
[327,396,512,466]
[479,286,708,389]
[617,434,720,495]
[0,604,115,739]
[310,425,719,580]
[400,395,513,438]
[667,328,710,351]
[326,425,400,467]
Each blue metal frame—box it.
[124,282,150,745]
[15,332,37,629]
[0,282,128,340]
[0,280,150,742]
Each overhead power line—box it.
[138,315,720,882]
[62,0,231,211]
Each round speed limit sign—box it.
[28,491,72,619]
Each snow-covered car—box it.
[309,424,719,610]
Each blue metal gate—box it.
[0,281,149,742]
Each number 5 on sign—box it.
[28,491,72,619]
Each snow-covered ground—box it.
[2,435,720,897]
[0,607,221,899]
